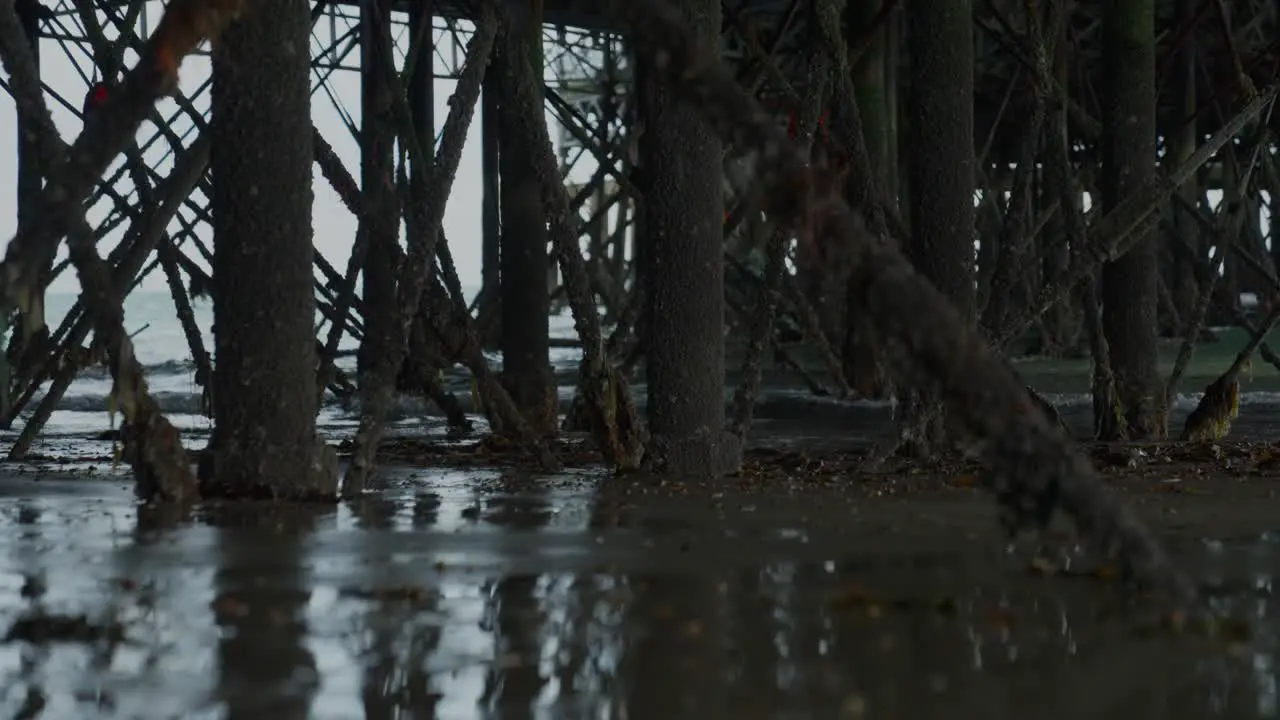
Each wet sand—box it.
[3,422,1280,719]
[1,382,1279,719]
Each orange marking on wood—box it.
[148,0,251,81]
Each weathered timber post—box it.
[356,0,400,403]
[896,0,977,455]
[850,0,892,202]
[5,0,43,415]
[1098,0,1162,439]
[1169,0,1201,336]
[636,0,741,475]
[204,0,337,498]
[408,1,434,144]
[398,1,441,390]
[480,59,502,349]
[493,0,557,435]
[13,0,39,227]
[407,0,435,253]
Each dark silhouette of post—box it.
[480,71,502,349]
[6,0,43,396]
[408,1,434,143]
[905,0,977,319]
[204,0,336,498]
[636,0,740,475]
[13,0,40,229]
[1099,0,1162,439]
[494,0,557,435]
[357,0,399,397]
[894,0,978,455]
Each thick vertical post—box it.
[1099,0,1161,438]
[850,0,890,200]
[207,0,335,497]
[356,0,399,394]
[905,0,975,321]
[406,0,437,331]
[479,70,501,348]
[493,0,556,434]
[894,0,977,455]
[407,2,434,161]
[884,6,900,203]
[5,0,43,407]
[1170,0,1200,335]
[637,0,740,475]
[14,0,40,229]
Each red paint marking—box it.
[786,109,831,141]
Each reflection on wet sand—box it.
[209,502,327,718]
[0,469,1276,718]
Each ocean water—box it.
[0,289,584,457]
[7,289,1280,460]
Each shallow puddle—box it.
[0,469,1275,718]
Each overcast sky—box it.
[0,7,592,297]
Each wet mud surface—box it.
[4,432,1280,719]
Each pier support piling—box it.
[636,0,740,475]
[204,0,336,499]
[480,72,502,349]
[494,1,557,436]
